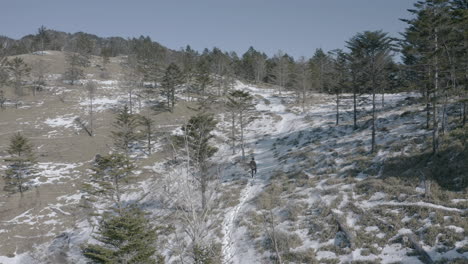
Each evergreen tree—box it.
[195,57,212,95]
[226,90,255,159]
[6,57,30,96]
[100,47,112,70]
[329,50,351,126]
[0,90,5,110]
[132,36,164,84]
[0,55,10,94]
[3,133,36,194]
[182,45,198,81]
[64,52,87,85]
[111,105,140,156]
[34,25,50,53]
[310,48,333,93]
[177,113,218,210]
[346,30,394,153]
[401,0,455,153]
[84,153,135,213]
[161,63,183,112]
[82,207,163,264]
[139,115,155,155]
[76,33,94,62]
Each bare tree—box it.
[31,59,49,96]
[296,57,312,112]
[163,131,222,263]
[273,50,289,95]
[85,81,97,136]
[262,210,283,264]
[120,55,142,114]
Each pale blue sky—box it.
[0,0,416,58]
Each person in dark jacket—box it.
[249,157,257,178]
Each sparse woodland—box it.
[0,0,467,263]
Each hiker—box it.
[249,157,257,178]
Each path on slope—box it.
[221,84,307,264]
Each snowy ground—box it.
[216,83,467,263]
[0,79,466,263]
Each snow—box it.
[365,226,379,232]
[361,200,467,213]
[316,251,337,259]
[446,225,464,233]
[33,162,82,185]
[2,80,465,263]
[32,51,50,55]
[79,96,130,112]
[44,115,78,129]
[0,252,34,264]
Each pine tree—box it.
[111,105,140,156]
[226,90,255,159]
[177,113,218,210]
[84,153,135,214]
[34,25,50,53]
[329,50,350,126]
[82,207,163,264]
[310,48,333,93]
[401,0,455,154]
[100,47,112,71]
[3,133,36,194]
[346,30,394,153]
[195,57,212,95]
[139,115,155,155]
[0,55,9,90]
[64,52,87,85]
[7,57,30,96]
[161,63,183,112]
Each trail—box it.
[221,83,305,264]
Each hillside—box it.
[0,51,467,264]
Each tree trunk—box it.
[441,83,448,135]
[129,90,133,115]
[147,125,152,155]
[201,165,207,210]
[90,96,93,136]
[432,29,439,155]
[463,101,466,127]
[426,83,431,130]
[336,92,339,126]
[240,112,245,159]
[171,87,175,111]
[114,177,122,215]
[371,89,376,153]
[353,90,357,129]
[381,93,385,108]
[231,112,236,154]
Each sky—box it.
[0,0,417,58]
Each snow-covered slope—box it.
[0,79,466,264]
